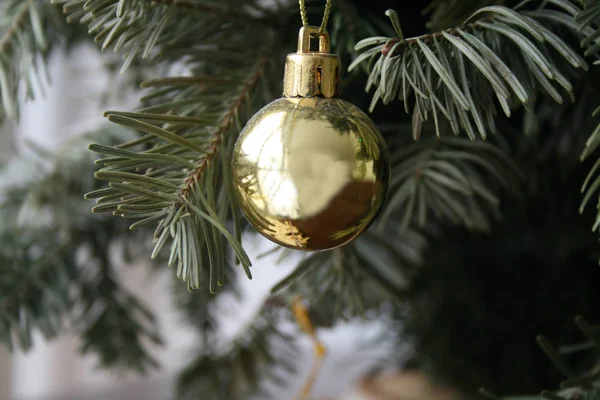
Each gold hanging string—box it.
[299,0,332,34]
[291,296,327,400]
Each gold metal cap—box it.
[283,26,341,98]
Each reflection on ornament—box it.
[231,26,390,251]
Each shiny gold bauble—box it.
[231,96,389,251]
[231,25,390,251]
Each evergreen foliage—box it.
[0,132,162,371]
[0,1,86,121]
[2,0,600,399]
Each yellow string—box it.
[299,0,333,33]
[291,296,327,400]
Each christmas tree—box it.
[2,0,600,399]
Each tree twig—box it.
[0,0,33,53]
[381,16,495,57]
[181,56,270,199]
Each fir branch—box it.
[146,0,257,18]
[520,81,599,175]
[379,131,523,232]
[422,0,506,31]
[0,131,162,371]
[76,258,163,373]
[328,1,393,68]
[578,104,600,233]
[485,317,600,400]
[172,238,238,342]
[0,1,68,121]
[0,232,75,350]
[176,308,296,400]
[0,1,34,53]
[179,56,270,200]
[54,0,269,72]
[269,230,425,326]
[576,0,600,62]
[351,0,589,140]
[87,37,281,291]
[578,1,600,238]
[173,246,287,398]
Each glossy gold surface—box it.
[231,97,390,251]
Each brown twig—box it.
[180,56,270,199]
[381,16,495,57]
[0,0,33,54]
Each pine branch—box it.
[576,0,600,62]
[519,80,599,175]
[578,1,600,239]
[379,130,522,232]
[328,1,393,68]
[145,0,258,18]
[86,36,282,291]
[0,131,162,372]
[176,307,296,400]
[54,0,272,72]
[423,0,508,31]
[269,230,425,326]
[580,104,600,233]
[0,232,75,350]
[76,254,163,373]
[172,239,239,340]
[482,317,600,400]
[0,1,69,121]
[180,56,269,199]
[0,1,33,53]
[351,0,589,140]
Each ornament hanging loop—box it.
[298,25,330,53]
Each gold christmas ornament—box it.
[231,26,390,251]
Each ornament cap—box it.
[283,26,341,98]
